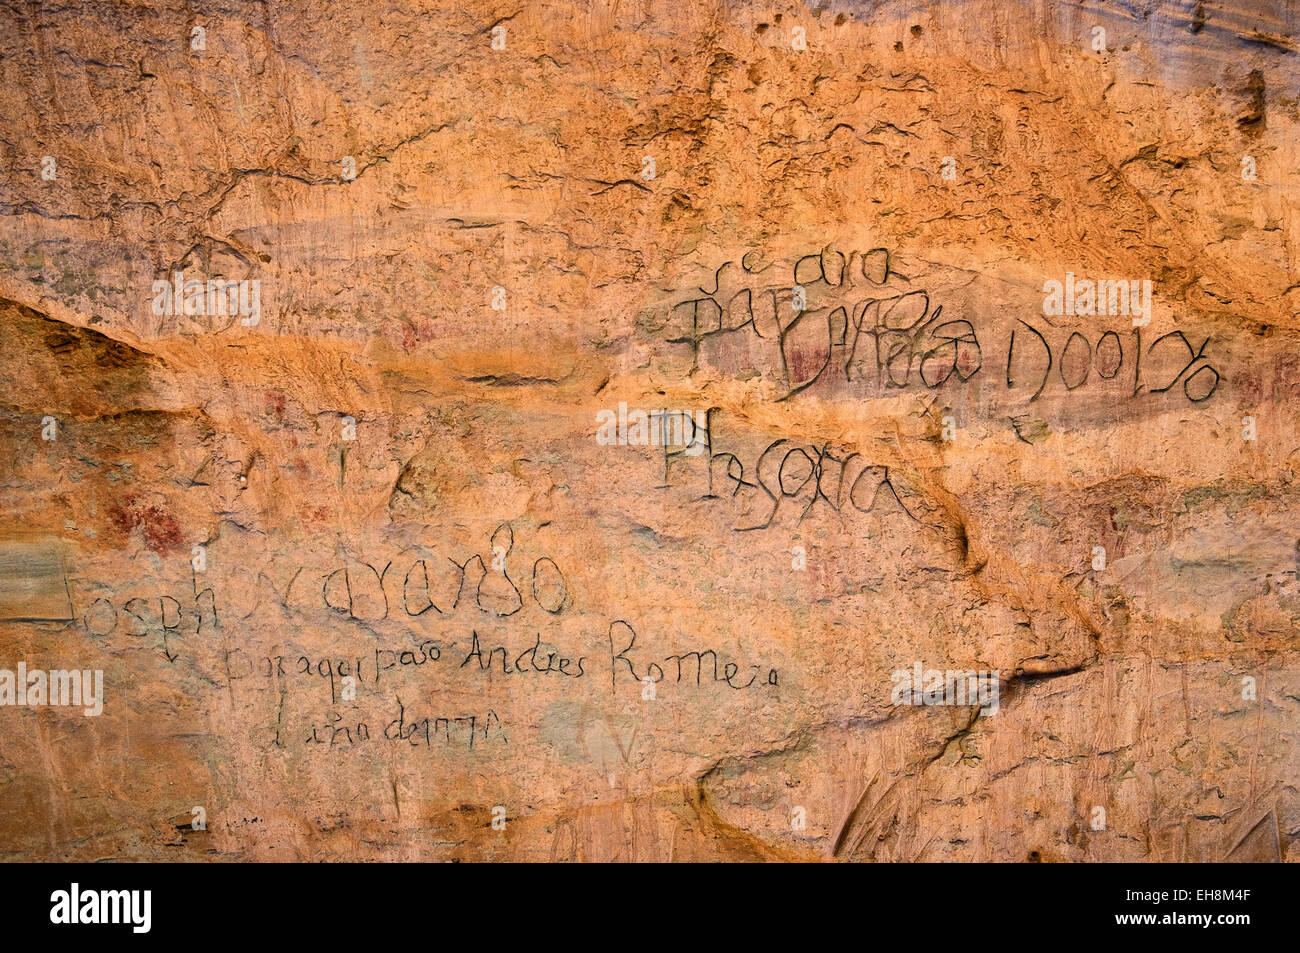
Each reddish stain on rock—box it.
[264,389,287,418]
[107,493,184,553]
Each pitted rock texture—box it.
[0,0,1297,861]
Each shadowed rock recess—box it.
[0,0,1296,863]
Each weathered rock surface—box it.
[0,0,1296,861]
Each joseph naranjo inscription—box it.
[57,517,786,766]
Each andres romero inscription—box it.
[247,621,779,705]
[264,623,780,755]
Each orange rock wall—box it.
[0,0,1296,861]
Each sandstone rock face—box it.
[0,0,1296,862]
